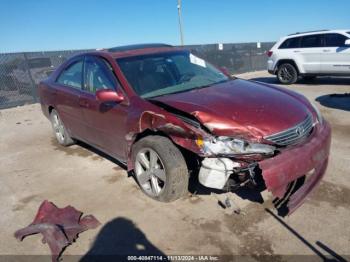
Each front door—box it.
[54,58,86,139]
[79,55,129,160]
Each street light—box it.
[177,0,184,46]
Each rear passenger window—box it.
[300,35,323,48]
[56,61,83,89]
[279,37,301,49]
[324,34,348,47]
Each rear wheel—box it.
[132,136,188,202]
[277,63,298,84]
[50,109,75,146]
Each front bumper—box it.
[259,121,331,214]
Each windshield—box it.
[117,51,229,98]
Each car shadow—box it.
[265,208,348,262]
[188,172,265,204]
[316,93,350,112]
[80,217,166,262]
[248,76,350,86]
[51,138,127,170]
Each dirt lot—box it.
[0,71,349,261]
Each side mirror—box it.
[219,67,231,77]
[345,39,350,46]
[96,89,124,103]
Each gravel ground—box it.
[0,71,349,261]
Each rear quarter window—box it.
[279,37,301,49]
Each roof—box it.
[67,44,186,62]
[286,29,350,38]
[105,44,186,59]
[107,43,173,52]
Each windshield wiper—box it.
[145,79,231,99]
[194,79,231,90]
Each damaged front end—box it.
[140,99,331,216]
[196,136,275,190]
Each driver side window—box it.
[84,57,115,93]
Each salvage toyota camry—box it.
[39,44,331,215]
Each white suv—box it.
[267,29,350,84]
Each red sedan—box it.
[39,44,331,215]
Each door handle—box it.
[323,49,331,52]
[293,50,301,53]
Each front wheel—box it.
[132,136,188,202]
[277,63,298,84]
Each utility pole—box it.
[177,0,184,46]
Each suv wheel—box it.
[277,63,298,84]
[132,136,188,202]
[50,109,75,146]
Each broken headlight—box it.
[199,136,276,156]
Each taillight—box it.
[266,51,273,57]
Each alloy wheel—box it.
[135,148,166,197]
[278,64,297,83]
[52,113,65,143]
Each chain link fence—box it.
[0,42,274,109]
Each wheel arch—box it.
[130,128,200,173]
[48,105,55,114]
[276,59,300,74]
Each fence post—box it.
[249,45,253,72]
[23,53,38,103]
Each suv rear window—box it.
[324,33,348,47]
[300,34,323,48]
[279,37,301,49]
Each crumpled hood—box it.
[152,79,311,141]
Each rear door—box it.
[79,55,129,160]
[53,58,85,139]
[297,34,324,73]
[321,33,350,74]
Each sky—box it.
[0,0,349,53]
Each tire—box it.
[50,109,75,146]
[132,135,188,202]
[277,63,298,84]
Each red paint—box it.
[96,89,124,103]
[14,200,100,261]
[39,45,331,214]
[153,79,312,140]
[259,121,331,203]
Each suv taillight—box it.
[266,51,273,57]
